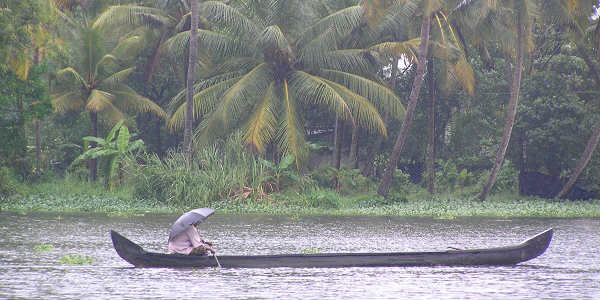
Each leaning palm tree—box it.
[541,0,600,199]
[452,0,539,201]
[167,0,404,167]
[52,6,166,180]
[375,0,440,197]
[360,0,474,196]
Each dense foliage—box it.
[1,0,600,209]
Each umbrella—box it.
[168,208,215,241]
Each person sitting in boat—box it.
[168,221,215,256]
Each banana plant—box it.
[71,120,144,189]
[257,154,299,192]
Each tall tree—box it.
[453,0,537,201]
[184,0,199,160]
[426,59,436,195]
[52,3,166,180]
[167,1,404,167]
[543,0,600,198]
[377,0,435,197]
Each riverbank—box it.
[2,178,600,218]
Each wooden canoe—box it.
[110,228,553,268]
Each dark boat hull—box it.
[110,228,553,268]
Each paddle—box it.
[213,253,221,268]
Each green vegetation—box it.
[2,173,600,217]
[71,120,144,190]
[1,1,600,218]
[33,243,53,252]
[60,254,93,265]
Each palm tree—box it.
[52,4,166,180]
[184,0,199,160]
[4,0,59,175]
[167,1,404,167]
[452,0,538,201]
[377,0,437,197]
[542,0,600,198]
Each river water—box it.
[0,212,598,300]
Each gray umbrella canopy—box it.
[168,208,215,241]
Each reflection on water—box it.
[0,212,598,300]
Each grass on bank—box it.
[2,134,599,218]
[2,176,600,218]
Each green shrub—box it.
[355,193,404,208]
[477,160,519,194]
[433,160,476,193]
[311,165,335,188]
[0,167,20,197]
[390,168,412,195]
[128,133,269,207]
[300,189,341,208]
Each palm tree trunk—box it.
[426,59,436,196]
[348,124,359,169]
[156,120,162,156]
[378,13,431,197]
[184,0,199,161]
[35,119,41,175]
[333,115,343,170]
[89,111,98,181]
[33,45,41,175]
[144,30,169,83]
[555,121,600,199]
[479,15,524,201]
[365,57,400,177]
[555,45,600,198]
[332,115,344,191]
[16,97,26,179]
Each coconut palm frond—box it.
[369,39,420,62]
[213,57,262,75]
[96,102,126,126]
[111,88,167,120]
[200,1,262,38]
[93,5,170,30]
[86,89,116,113]
[296,5,363,47]
[319,49,377,74]
[53,4,79,29]
[243,82,278,154]
[174,12,190,32]
[361,0,391,29]
[111,35,145,60]
[99,67,135,88]
[259,25,292,57]
[189,64,272,142]
[454,56,475,95]
[168,72,244,113]
[218,63,273,128]
[297,27,338,57]
[288,71,353,122]
[94,54,119,77]
[168,77,241,131]
[322,78,386,137]
[370,0,417,39]
[162,29,249,61]
[277,80,308,167]
[56,67,87,89]
[320,69,405,120]
[51,91,84,113]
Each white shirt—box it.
[168,226,204,255]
